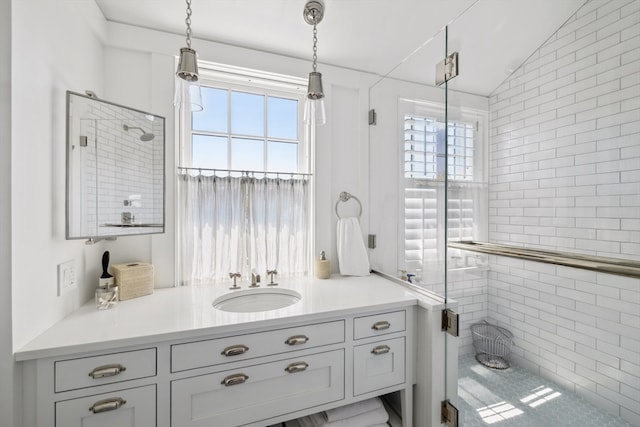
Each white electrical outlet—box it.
[58,260,77,296]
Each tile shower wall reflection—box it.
[79,101,163,236]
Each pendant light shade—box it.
[176,47,199,82]
[304,71,326,125]
[174,0,203,112]
[303,0,326,126]
[174,75,203,113]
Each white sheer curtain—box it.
[179,173,310,285]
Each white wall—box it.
[1,0,17,425]
[11,0,107,351]
[103,22,378,285]
[487,1,640,424]
[10,5,379,358]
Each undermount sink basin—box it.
[213,288,302,313]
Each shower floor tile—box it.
[458,354,634,427]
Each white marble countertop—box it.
[15,274,421,361]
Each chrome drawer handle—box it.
[89,397,126,414]
[285,362,309,374]
[371,345,391,355]
[221,344,249,357]
[88,364,127,379]
[221,373,249,387]
[285,335,309,346]
[372,321,391,331]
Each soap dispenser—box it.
[315,251,330,279]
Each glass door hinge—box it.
[435,52,459,86]
[368,109,377,125]
[441,399,459,427]
[442,308,459,337]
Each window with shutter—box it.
[400,102,487,277]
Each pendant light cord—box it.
[312,22,318,71]
[185,0,192,49]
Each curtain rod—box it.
[177,167,312,178]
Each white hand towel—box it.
[309,406,388,427]
[336,217,370,276]
[324,397,383,422]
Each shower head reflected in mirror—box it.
[123,124,155,141]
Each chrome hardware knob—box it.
[266,269,278,286]
[221,344,249,357]
[371,344,391,355]
[229,272,241,290]
[285,361,309,374]
[221,373,249,387]
[285,335,309,346]
[372,320,391,331]
[88,364,126,379]
[89,397,126,414]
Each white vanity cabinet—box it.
[171,349,345,426]
[22,304,415,427]
[25,347,159,427]
[55,384,156,427]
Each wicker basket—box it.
[471,320,514,369]
[112,262,154,301]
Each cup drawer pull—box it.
[371,345,391,355]
[285,362,309,374]
[221,373,249,387]
[372,321,391,331]
[88,364,127,379]
[285,335,309,346]
[89,397,126,414]
[221,344,249,357]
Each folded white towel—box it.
[336,217,370,276]
[310,406,388,427]
[324,397,384,422]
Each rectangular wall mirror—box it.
[66,91,165,240]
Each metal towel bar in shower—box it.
[449,241,640,279]
[335,191,363,218]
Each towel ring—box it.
[335,191,362,218]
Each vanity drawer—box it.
[171,349,344,427]
[171,320,344,372]
[55,348,157,392]
[353,337,405,396]
[55,384,156,427]
[353,310,406,339]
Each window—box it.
[401,101,487,273]
[177,64,312,285]
[182,70,308,174]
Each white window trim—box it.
[177,61,310,174]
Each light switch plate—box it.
[58,260,77,296]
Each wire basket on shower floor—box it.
[471,320,514,369]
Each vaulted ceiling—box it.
[95,0,588,96]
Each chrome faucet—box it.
[229,272,241,290]
[266,269,278,286]
[249,270,261,288]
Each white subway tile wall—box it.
[487,1,639,424]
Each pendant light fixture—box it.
[174,0,203,112]
[303,0,326,126]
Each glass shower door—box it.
[367,20,463,426]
